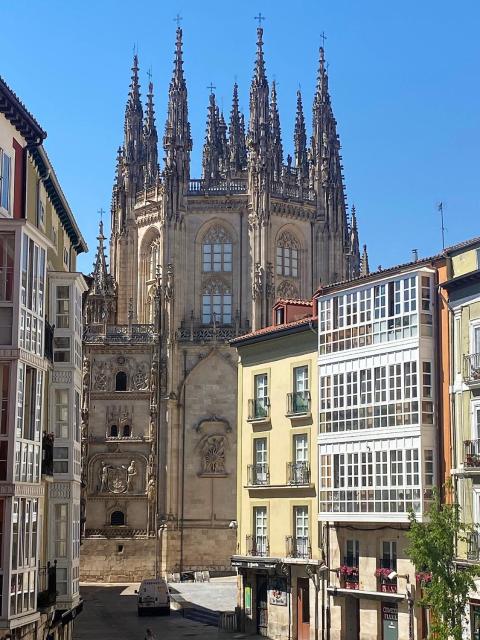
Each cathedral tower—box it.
[81,24,365,581]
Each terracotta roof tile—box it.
[230,316,315,345]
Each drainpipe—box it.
[179,349,187,574]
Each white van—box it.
[136,578,170,616]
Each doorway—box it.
[297,578,310,640]
[344,596,360,639]
[256,576,268,636]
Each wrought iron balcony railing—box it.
[247,463,270,486]
[246,534,269,557]
[286,535,311,559]
[464,440,480,468]
[467,531,480,561]
[286,391,311,415]
[287,461,310,485]
[464,353,480,383]
[37,561,57,608]
[248,398,270,421]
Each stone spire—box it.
[348,204,361,278]
[360,244,370,277]
[294,90,308,179]
[124,54,144,192]
[311,47,348,231]
[270,80,283,182]
[228,83,247,173]
[163,27,192,184]
[202,92,222,181]
[143,81,158,187]
[111,146,126,234]
[92,219,109,295]
[248,27,270,156]
[218,110,228,175]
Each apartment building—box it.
[439,237,480,640]
[315,257,443,640]
[232,299,320,640]
[0,76,87,640]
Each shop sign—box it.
[269,577,287,606]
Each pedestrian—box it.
[144,628,157,640]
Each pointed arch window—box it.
[202,278,232,325]
[276,232,300,278]
[202,226,232,273]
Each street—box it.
[73,579,257,640]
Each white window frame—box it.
[471,321,480,356]
[0,148,12,215]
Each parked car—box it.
[135,578,170,616]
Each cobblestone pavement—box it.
[74,580,261,640]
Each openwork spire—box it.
[311,45,347,231]
[124,54,144,167]
[270,80,283,181]
[228,83,247,173]
[348,204,361,277]
[294,90,308,178]
[143,81,158,186]
[248,27,270,150]
[218,110,228,174]
[164,27,192,176]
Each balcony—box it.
[375,567,397,593]
[41,432,54,477]
[464,353,480,385]
[467,531,480,561]
[339,563,359,590]
[37,561,57,609]
[83,324,156,344]
[247,398,270,422]
[464,440,480,470]
[246,534,269,557]
[247,464,269,486]
[286,391,311,417]
[286,535,311,559]
[287,461,310,485]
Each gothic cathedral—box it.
[80,26,365,580]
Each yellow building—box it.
[232,299,320,640]
[440,236,480,639]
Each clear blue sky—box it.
[2,0,479,274]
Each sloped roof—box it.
[0,75,46,144]
[230,316,315,347]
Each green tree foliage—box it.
[406,487,479,640]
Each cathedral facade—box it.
[80,25,365,581]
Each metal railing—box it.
[248,398,270,421]
[247,464,270,486]
[37,561,57,608]
[287,461,310,485]
[467,531,480,561]
[464,353,480,383]
[246,534,269,557]
[464,440,480,468]
[41,433,54,477]
[286,391,311,415]
[286,535,311,559]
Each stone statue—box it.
[147,477,156,502]
[100,461,109,492]
[126,460,137,492]
[82,357,90,415]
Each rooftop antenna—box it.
[438,202,445,250]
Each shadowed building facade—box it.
[80,25,365,581]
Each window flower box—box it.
[375,567,397,593]
[415,571,432,585]
[339,565,359,590]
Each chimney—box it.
[412,249,418,261]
